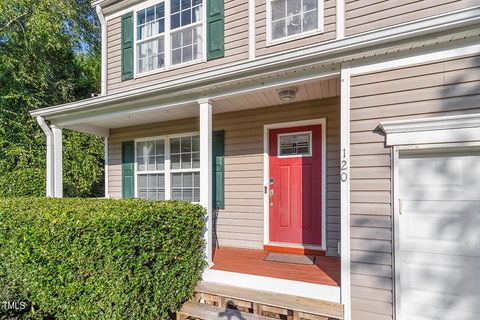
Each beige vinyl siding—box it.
[108,98,340,254]
[255,0,336,57]
[345,0,480,36]
[106,0,249,93]
[349,54,480,320]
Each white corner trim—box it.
[263,119,327,251]
[336,0,345,39]
[339,63,351,320]
[96,5,107,95]
[202,269,341,303]
[248,0,255,60]
[380,113,480,146]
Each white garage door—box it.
[398,150,480,320]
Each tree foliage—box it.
[0,0,104,197]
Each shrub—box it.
[0,198,206,319]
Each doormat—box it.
[264,252,316,265]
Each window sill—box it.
[133,57,207,80]
[266,27,325,47]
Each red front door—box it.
[269,125,323,246]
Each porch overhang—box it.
[30,14,480,134]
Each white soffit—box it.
[380,113,480,146]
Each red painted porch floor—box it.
[211,247,340,287]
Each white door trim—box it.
[263,118,327,251]
[392,143,480,320]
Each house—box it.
[30,0,480,319]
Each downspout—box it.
[96,5,107,95]
[36,116,54,197]
[104,137,109,198]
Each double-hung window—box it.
[135,134,200,202]
[268,0,322,42]
[135,0,204,75]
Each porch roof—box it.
[29,17,480,136]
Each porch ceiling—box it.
[59,77,340,132]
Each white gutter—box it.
[36,116,54,197]
[96,5,107,95]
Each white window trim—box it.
[277,130,313,158]
[134,132,200,202]
[266,0,324,46]
[263,119,327,251]
[133,0,207,79]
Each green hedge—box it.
[0,198,207,319]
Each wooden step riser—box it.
[194,292,340,320]
[193,282,343,320]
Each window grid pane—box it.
[138,174,165,200]
[171,172,200,202]
[170,135,200,170]
[137,139,165,172]
[171,26,202,65]
[279,133,311,156]
[270,0,318,40]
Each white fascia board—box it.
[30,6,480,120]
[380,114,480,146]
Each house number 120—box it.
[341,148,348,182]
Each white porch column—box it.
[104,137,109,198]
[36,117,54,197]
[51,125,63,198]
[199,99,213,265]
[340,63,351,320]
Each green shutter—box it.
[212,131,225,209]
[207,0,224,60]
[121,12,134,81]
[122,141,135,198]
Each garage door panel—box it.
[401,200,479,256]
[399,152,480,201]
[398,150,480,320]
[401,301,480,320]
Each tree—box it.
[0,0,104,197]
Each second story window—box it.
[135,0,204,75]
[268,0,322,42]
[137,3,165,73]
